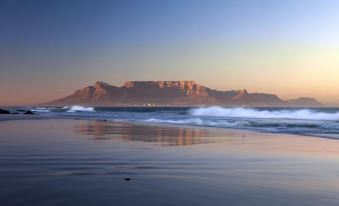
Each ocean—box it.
[27,106,339,139]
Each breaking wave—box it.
[31,107,51,113]
[144,118,250,127]
[26,106,339,138]
[67,106,95,112]
[189,106,339,121]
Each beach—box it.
[0,114,49,121]
[1,117,339,206]
[3,0,339,205]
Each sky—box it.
[1,0,339,105]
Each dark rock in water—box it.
[12,112,19,114]
[0,109,11,114]
[124,178,131,181]
[16,109,25,112]
[24,110,35,115]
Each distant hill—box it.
[43,81,323,107]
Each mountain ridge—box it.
[43,81,323,107]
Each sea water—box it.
[27,106,339,138]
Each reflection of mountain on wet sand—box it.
[74,121,215,146]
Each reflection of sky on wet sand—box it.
[2,119,339,205]
[74,121,339,157]
[74,121,216,146]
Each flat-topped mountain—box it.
[44,81,323,107]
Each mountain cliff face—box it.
[44,81,323,107]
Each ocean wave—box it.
[31,107,51,113]
[144,118,249,127]
[189,106,339,121]
[67,106,95,112]
[142,117,339,137]
[24,106,339,137]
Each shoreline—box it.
[1,113,339,142]
[0,114,51,122]
[2,115,339,158]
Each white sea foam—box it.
[67,106,95,112]
[145,118,204,125]
[189,106,339,121]
[31,107,51,113]
[144,118,249,127]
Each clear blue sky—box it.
[1,0,339,105]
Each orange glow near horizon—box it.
[1,43,339,106]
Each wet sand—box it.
[0,114,48,121]
[1,119,339,206]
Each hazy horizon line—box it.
[2,80,338,107]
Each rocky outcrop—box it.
[123,81,208,96]
[43,81,323,107]
[0,109,11,114]
[24,110,35,115]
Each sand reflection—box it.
[74,121,215,146]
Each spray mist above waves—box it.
[66,106,95,112]
[189,106,339,121]
[31,105,95,113]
